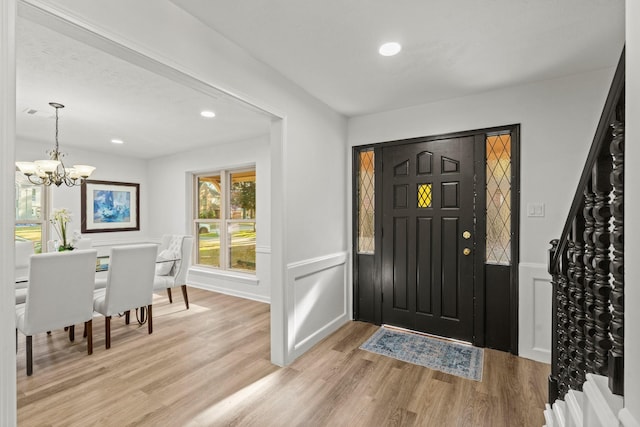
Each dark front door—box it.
[381,136,477,342]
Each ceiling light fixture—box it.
[16,102,96,187]
[379,42,402,57]
[111,139,124,144]
[200,110,216,118]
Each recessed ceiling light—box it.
[379,42,402,57]
[111,139,124,144]
[200,110,216,118]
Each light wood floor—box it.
[17,287,549,426]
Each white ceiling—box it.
[16,18,273,160]
[16,1,625,160]
[171,0,625,117]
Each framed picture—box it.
[81,180,140,233]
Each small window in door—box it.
[417,183,432,208]
[357,149,375,254]
[486,133,512,265]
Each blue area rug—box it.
[359,326,484,381]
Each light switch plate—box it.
[527,203,545,217]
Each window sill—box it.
[189,265,259,286]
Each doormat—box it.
[359,326,484,381]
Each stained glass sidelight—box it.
[358,150,375,254]
[417,184,432,208]
[486,134,512,265]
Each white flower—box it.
[50,208,72,247]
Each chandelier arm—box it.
[26,175,45,186]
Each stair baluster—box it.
[547,48,624,402]
[608,120,624,395]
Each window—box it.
[194,169,256,273]
[15,172,47,253]
[357,149,375,254]
[486,133,512,265]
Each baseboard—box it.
[293,313,349,358]
[188,281,270,304]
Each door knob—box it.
[463,248,471,256]
[463,231,471,239]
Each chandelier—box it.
[16,102,96,187]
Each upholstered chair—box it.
[15,249,98,376]
[74,238,92,249]
[153,235,193,309]
[92,244,157,349]
[15,240,34,305]
[15,240,34,280]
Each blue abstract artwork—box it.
[92,190,131,223]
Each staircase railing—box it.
[548,48,625,403]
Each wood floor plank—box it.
[17,287,549,426]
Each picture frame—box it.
[81,180,140,233]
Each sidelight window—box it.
[486,133,512,265]
[357,149,375,254]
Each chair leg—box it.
[181,285,189,310]
[125,310,130,325]
[105,316,111,349]
[166,288,173,303]
[86,320,93,355]
[83,323,87,338]
[26,335,33,376]
[68,325,75,342]
[147,305,153,334]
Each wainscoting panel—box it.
[288,252,350,358]
[186,250,270,303]
[519,262,552,363]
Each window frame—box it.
[193,167,256,274]
[15,172,49,253]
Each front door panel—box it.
[381,137,475,341]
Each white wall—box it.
[147,135,272,302]
[16,139,150,248]
[28,0,349,365]
[622,1,640,425]
[0,1,17,425]
[347,67,619,362]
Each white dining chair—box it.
[153,235,193,309]
[15,241,34,305]
[74,238,92,249]
[15,249,97,376]
[93,244,157,349]
[15,240,34,280]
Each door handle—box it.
[463,248,471,256]
[463,231,471,239]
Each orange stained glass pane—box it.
[486,133,512,265]
[358,150,375,254]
